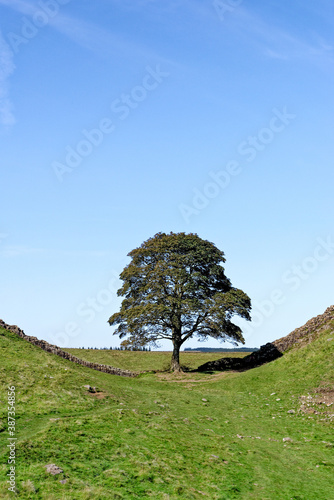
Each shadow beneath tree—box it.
[196,343,283,372]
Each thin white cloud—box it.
[226,7,334,66]
[0,0,49,16]
[0,31,15,127]
[49,13,158,61]
[0,245,113,258]
[263,49,289,61]
[0,0,172,64]
[108,0,334,67]
[0,245,44,257]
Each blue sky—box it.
[1,0,333,349]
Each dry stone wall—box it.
[198,305,334,372]
[273,304,334,352]
[0,319,136,378]
[3,304,333,375]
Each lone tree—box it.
[108,232,251,371]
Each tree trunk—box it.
[171,340,182,372]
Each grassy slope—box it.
[0,324,333,500]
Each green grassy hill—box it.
[0,313,333,499]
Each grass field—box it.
[1,323,333,499]
[63,349,249,373]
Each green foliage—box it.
[109,232,251,368]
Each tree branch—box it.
[181,312,208,342]
[156,334,173,340]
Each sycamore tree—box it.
[108,232,251,371]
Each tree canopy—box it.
[108,232,251,371]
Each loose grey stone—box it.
[45,464,63,475]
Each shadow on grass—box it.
[196,343,283,372]
[133,345,283,377]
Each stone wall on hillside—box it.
[273,305,334,352]
[0,320,136,378]
[198,305,334,372]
